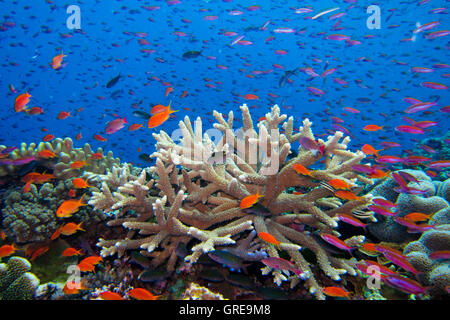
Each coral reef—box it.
[182,282,227,300]
[0,137,120,179]
[403,206,450,297]
[0,256,40,300]
[1,180,105,243]
[89,104,374,300]
[367,170,449,243]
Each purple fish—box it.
[368,204,397,216]
[383,252,419,275]
[421,81,448,90]
[352,164,377,174]
[326,34,350,41]
[397,171,420,183]
[382,275,426,295]
[105,117,127,134]
[404,101,437,113]
[394,217,436,233]
[0,156,36,166]
[0,147,17,154]
[395,125,425,134]
[371,198,397,208]
[261,257,303,276]
[391,172,409,189]
[429,251,450,260]
[298,136,324,156]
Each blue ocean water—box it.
[0,0,449,166]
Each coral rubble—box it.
[89,104,374,300]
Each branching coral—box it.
[0,137,120,179]
[89,104,373,300]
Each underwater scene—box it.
[0,0,449,302]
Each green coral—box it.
[0,256,40,300]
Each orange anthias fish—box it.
[70,160,88,169]
[77,261,96,272]
[128,123,144,131]
[258,232,281,249]
[0,244,17,258]
[57,195,87,217]
[367,169,390,179]
[90,152,104,160]
[165,86,173,96]
[363,124,383,131]
[50,51,67,70]
[63,278,89,295]
[14,92,32,112]
[403,212,431,222]
[62,247,83,257]
[50,228,62,241]
[100,291,124,300]
[57,111,71,120]
[244,93,259,100]
[322,286,351,299]
[37,150,58,158]
[327,178,353,190]
[147,102,178,128]
[240,189,264,209]
[127,288,161,300]
[361,144,382,157]
[72,178,92,189]
[293,163,313,177]
[334,190,362,201]
[60,222,85,236]
[80,255,103,266]
[30,245,50,261]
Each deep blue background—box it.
[0,0,448,167]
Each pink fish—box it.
[326,34,350,41]
[368,204,397,217]
[105,117,127,134]
[376,155,404,164]
[429,251,450,260]
[298,136,325,156]
[425,30,450,39]
[337,214,367,230]
[382,275,427,295]
[320,233,354,254]
[383,251,419,275]
[421,81,448,90]
[395,125,425,134]
[321,67,337,78]
[261,257,303,276]
[371,198,397,208]
[394,217,435,233]
[428,160,450,169]
[404,101,437,113]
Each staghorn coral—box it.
[0,257,40,300]
[0,137,120,179]
[90,104,374,300]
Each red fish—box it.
[14,92,31,112]
[50,51,67,70]
[147,102,178,128]
[106,117,127,134]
